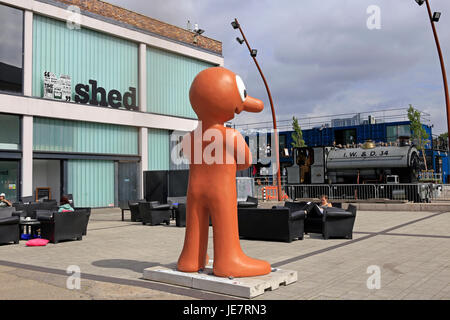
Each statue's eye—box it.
[236,75,247,102]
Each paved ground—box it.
[0,207,449,300]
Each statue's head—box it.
[189,67,264,123]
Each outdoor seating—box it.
[37,211,86,244]
[138,201,171,226]
[119,201,130,221]
[322,205,357,239]
[237,206,306,243]
[285,201,356,239]
[74,208,91,236]
[128,200,146,222]
[237,196,258,208]
[175,203,186,227]
[13,202,59,219]
[0,207,20,245]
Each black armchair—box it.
[175,203,186,227]
[285,201,356,239]
[238,196,258,208]
[38,211,86,244]
[74,208,91,236]
[0,207,20,245]
[139,201,171,226]
[323,205,357,239]
[128,200,145,222]
[238,206,305,243]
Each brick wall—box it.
[51,0,222,55]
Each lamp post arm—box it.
[425,0,450,145]
[234,18,283,201]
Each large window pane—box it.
[0,114,20,150]
[387,125,411,143]
[398,125,411,137]
[0,161,19,202]
[386,125,397,143]
[0,4,23,94]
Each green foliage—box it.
[291,116,306,148]
[408,105,430,170]
[439,132,448,140]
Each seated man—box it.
[303,195,332,216]
[0,193,12,208]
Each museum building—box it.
[0,0,223,207]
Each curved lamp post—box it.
[415,0,450,146]
[231,18,283,201]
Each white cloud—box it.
[106,0,450,133]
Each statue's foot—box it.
[213,254,271,278]
[177,253,210,273]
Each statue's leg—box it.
[210,200,271,278]
[177,200,209,272]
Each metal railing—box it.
[418,171,443,183]
[283,183,443,203]
[254,175,288,200]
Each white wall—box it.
[32,159,60,200]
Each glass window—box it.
[0,4,24,94]
[0,161,19,202]
[0,114,20,150]
[335,129,356,145]
[387,125,411,142]
[398,125,411,137]
[279,134,287,150]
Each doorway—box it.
[32,159,61,201]
[118,162,138,206]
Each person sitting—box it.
[0,193,12,207]
[319,195,332,209]
[58,196,74,213]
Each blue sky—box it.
[106,0,450,134]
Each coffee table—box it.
[20,218,41,239]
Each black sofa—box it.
[138,201,171,226]
[0,207,20,245]
[38,211,86,244]
[238,196,258,208]
[238,207,306,243]
[285,201,356,239]
[13,202,59,219]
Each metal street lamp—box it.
[231,18,283,201]
[432,12,441,22]
[415,0,450,147]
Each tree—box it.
[291,116,306,148]
[408,105,430,171]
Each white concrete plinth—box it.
[142,261,297,299]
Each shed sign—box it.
[43,71,137,111]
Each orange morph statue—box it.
[177,67,272,278]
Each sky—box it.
[106,0,450,134]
